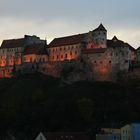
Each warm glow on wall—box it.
[100,67,108,75]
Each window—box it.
[30,57,32,62]
[125,60,128,63]
[70,51,72,55]
[75,51,77,55]
[100,61,102,64]
[65,54,67,59]
[61,55,63,59]
[94,61,97,63]
[109,61,111,64]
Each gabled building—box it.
[0,24,137,80]
[48,33,87,61]
[23,43,48,63]
[96,126,121,140]
[0,35,45,77]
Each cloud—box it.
[0,0,139,47]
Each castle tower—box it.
[91,23,107,48]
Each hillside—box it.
[0,73,140,137]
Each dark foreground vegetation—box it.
[0,73,140,138]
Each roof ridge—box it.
[54,33,86,39]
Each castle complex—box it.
[0,24,138,81]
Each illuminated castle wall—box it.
[0,24,137,80]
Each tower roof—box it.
[112,36,118,42]
[93,24,107,32]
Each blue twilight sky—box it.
[0,0,140,48]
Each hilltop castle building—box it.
[0,24,137,81]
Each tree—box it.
[77,98,94,122]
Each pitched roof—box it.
[24,43,48,55]
[107,37,135,51]
[137,46,140,50]
[1,38,25,49]
[82,48,107,54]
[93,24,107,32]
[48,34,86,48]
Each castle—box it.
[0,24,138,81]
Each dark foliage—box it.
[0,73,140,137]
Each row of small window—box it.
[94,60,112,64]
[52,54,68,60]
[123,130,130,134]
[0,48,20,53]
[24,57,46,62]
[96,52,128,57]
[49,46,79,53]
[1,69,12,73]
[51,51,78,60]
[7,48,19,52]
[122,136,130,139]
[93,60,128,64]
[0,59,20,64]
[113,135,120,139]
[88,38,105,43]
[93,32,106,36]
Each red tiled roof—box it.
[82,48,107,54]
[24,43,47,55]
[1,38,25,48]
[93,24,107,32]
[48,34,86,48]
